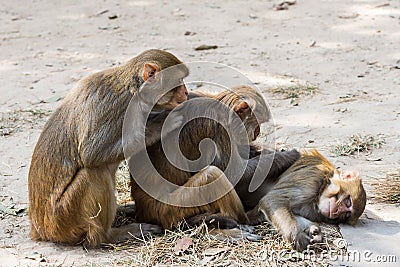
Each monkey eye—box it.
[343,196,352,208]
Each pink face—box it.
[318,170,360,222]
[170,82,188,107]
[320,193,352,220]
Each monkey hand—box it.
[144,112,183,147]
[239,225,263,242]
[294,224,323,251]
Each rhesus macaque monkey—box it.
[246,150,367,251]
[129,85,300,233]
[28,49,189,248]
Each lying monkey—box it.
[129,85,366,251]
[247,149,367,251]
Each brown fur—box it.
[130,85,300,231]
[28,49,188,248]
[247,150,367,251]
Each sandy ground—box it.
[1,0,399,266]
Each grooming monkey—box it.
[28,49,188,248]
[247,150,366,251]
[129,85,300,233]
[129,85,366,251]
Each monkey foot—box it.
[139,223,163,235]
[212,227,262,243]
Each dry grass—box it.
[113,170,346,266]
[115,161,132,204]
[0,109,52,136]
[271,83,317,103]
[331,134,385,157]
[105,217,345,266]
[369,171,400,205]
[114,161,347,266]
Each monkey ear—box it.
[235,101,251,119]
[340,170,360,180]
[142,63,160,81]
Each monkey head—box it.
[318,169,366,225]
[223,85,270,142]
[137,49,189,110]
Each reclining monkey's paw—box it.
[306,224,323,244]
[294,224,323,251]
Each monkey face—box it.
[217,85,269,143]
[235,101,267,142]
[238,103,261,142]
[318,170,366,224]
[140,58,189,111]
[146,74,188,110]
[168,82,188,108]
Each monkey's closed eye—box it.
[343,196,352,208]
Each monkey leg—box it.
[40,167,159,248]
[159,166,249,228]
[236,149,301,211]
[115,201,137,221]
[79,167,161,247]
[33,167,111,246]
[185,213,240,229]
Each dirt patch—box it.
[0,109,51,136]
[330,133,385,157]
[271,82,318,104]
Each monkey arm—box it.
[132,165,249,229]
[249,192,319,251]
[248,190,301,241]
[144,111,169,147]
[145,110,183,147]
[85,108,179,165]
[235,149,300,210]
[187,91,208,99]
[79,122,125,167]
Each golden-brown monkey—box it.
[28,49,189,248]
[246,150,366,251]
[129,86,300,234]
